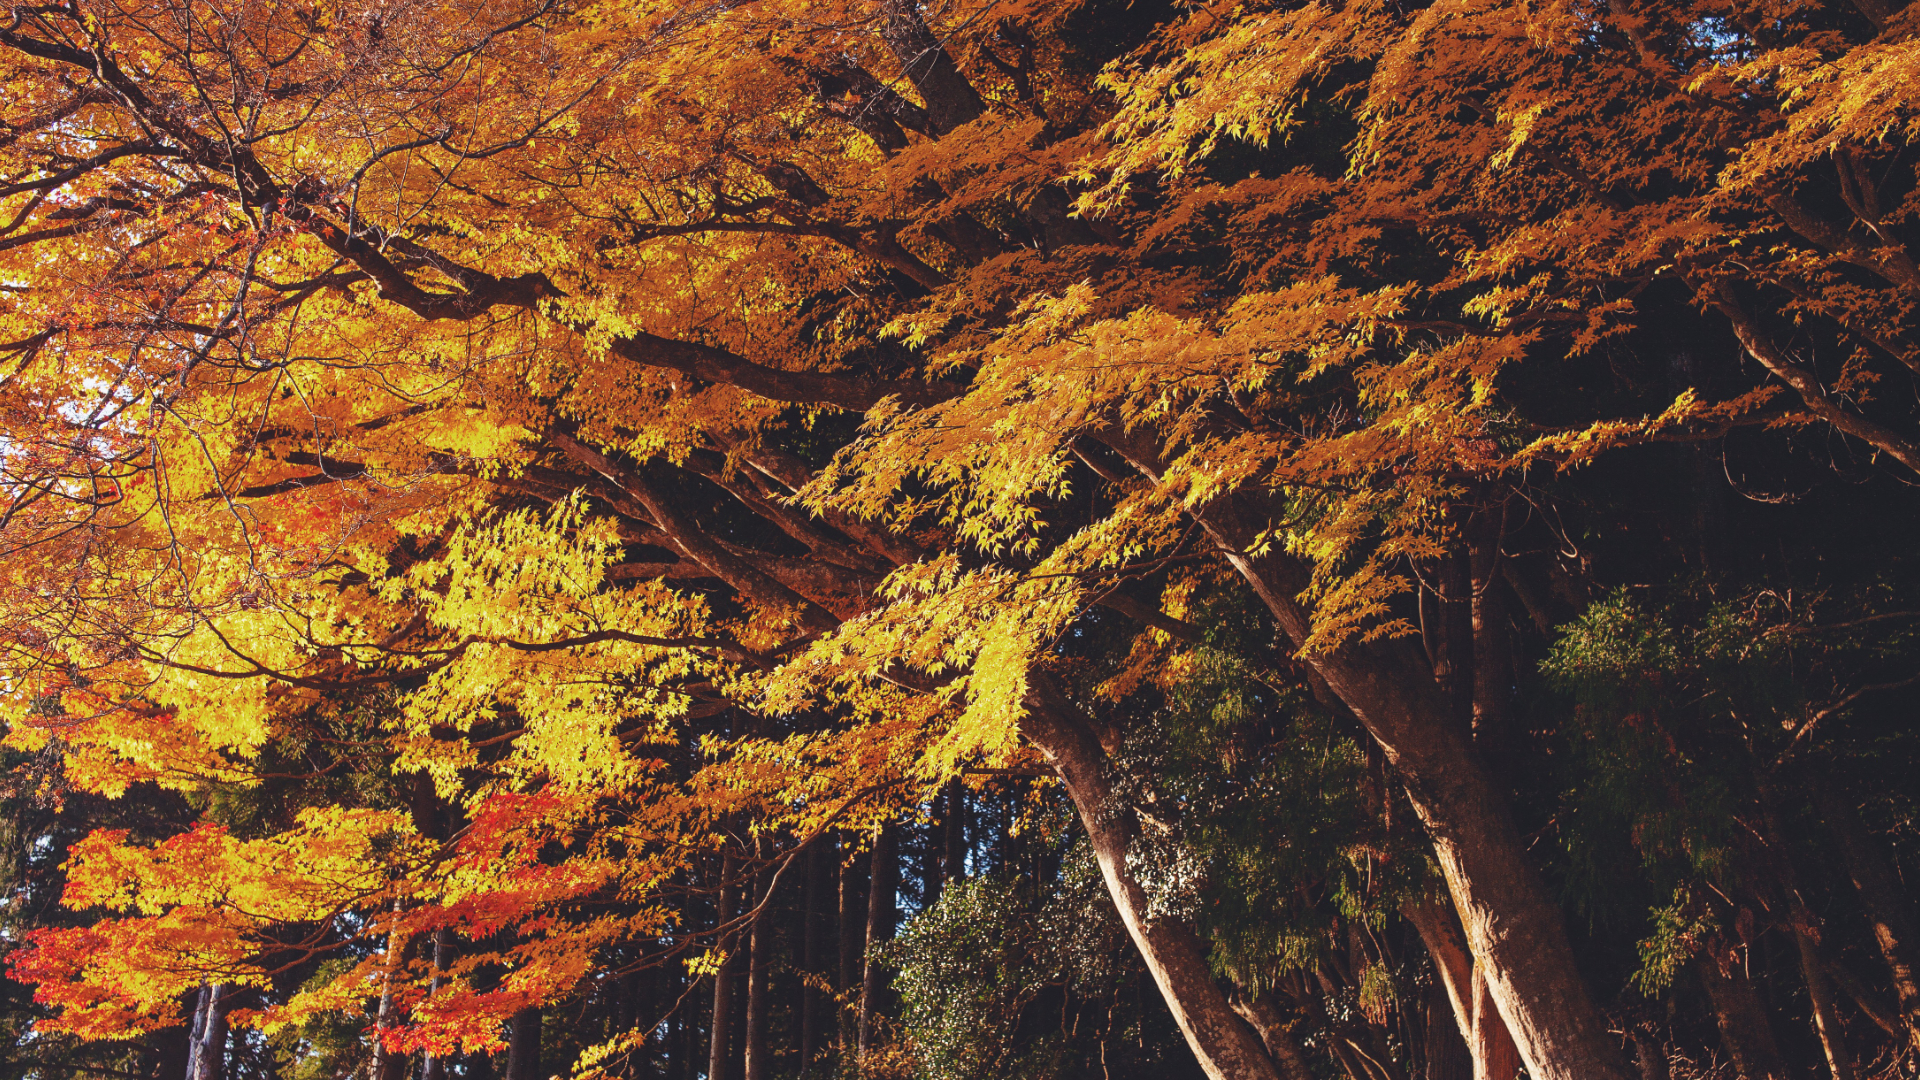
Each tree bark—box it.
[945,778,968,884]
[838,836,864,1059]
[1696,950,1790,1080]
[1470,965,1524,1080]
[1020,682,1283,1080]
[1116,460,1632,1080]
[1814,783,1920,1053]
[799,839,826,1079]
[709,856,736,1080]
[744,864,771,1080]
[505,1007,542,1080]
[858,823,898,1062]
[421,927,455,1080]
[1230,993,1319,1080]
[1794,929,1857,1080]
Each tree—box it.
[2,1,1920,1079]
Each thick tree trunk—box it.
[799,839,826,1079]
[744,866,771,1080]
[505,1007,542,1080]
[1229,993,1318,1080]
[1164,482,1629,1080]
[184,985,228,1080]
[1021,683,1283,1080]
[1090,431,1627,1080]
[1814,784,1920,1053]
[1697,951,1790,1080]
[1470,967,1524,1080]
[709,857,736,1080]
[1403,895,1517,1080]
[1424,978,1473,1080]
[858,824,898,1062]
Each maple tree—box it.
[2,0,1920,1079]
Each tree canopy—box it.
[3,1,1920,1079]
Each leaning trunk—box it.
[1814,783,1920,1053]
[1022,682,1283,1080]
[1153,472,1631,1080]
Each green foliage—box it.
[880,838,1132,1080]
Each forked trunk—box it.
[1089,438,1631,1080]
[1022,683,1282,1080]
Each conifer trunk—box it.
[744,866,771,1080]
[858,824,897,1062]
[1021,684,1283,1080]
[709,857,736,1080]
[799,840,826,1079]
[505,1007,542,1080]
[838,838,863,1059]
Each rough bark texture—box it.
[1816,784,1920,1053]
[1020,683,1283,1080]
[1697,953,1791,1080]
[1470,966,1524,1080]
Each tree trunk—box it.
[1814,783,1920,1053]
[1696,950,1790,1080]
[505,1007,542,1080]
[421,927,455,1080]
[800,839,826,1079]
[1230,993,1319,1080]
[1093,431,1629,1080]
[745,865,771,1080]
[1424,978,1473,1080]
[1021,682,1283,1080]
[945,778,967,884]
[1470,965,1524,1080]
[1467,509,1515,769]
[858,823,898,1062]
[1794,930,1857,1080]
[838,836,864,1059]
[709,856,736,1080]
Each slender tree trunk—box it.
[922,797,944,911]
[838,836,864,1060]
[1093,431,1630,1080]
[858,824,898,1063]
[1696,950,1790,1080]
[1021,683,1283,1080]
[1794,930,1857,1080]
[1424,978,1473,1080]
[505,1007,542,1080]
[944,778,967,884]
[421,927,455,1080]
[799,839,826,1079]
[710,856,737,1080]
[1814,783,1920,1053]
[744,865,771,1080]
